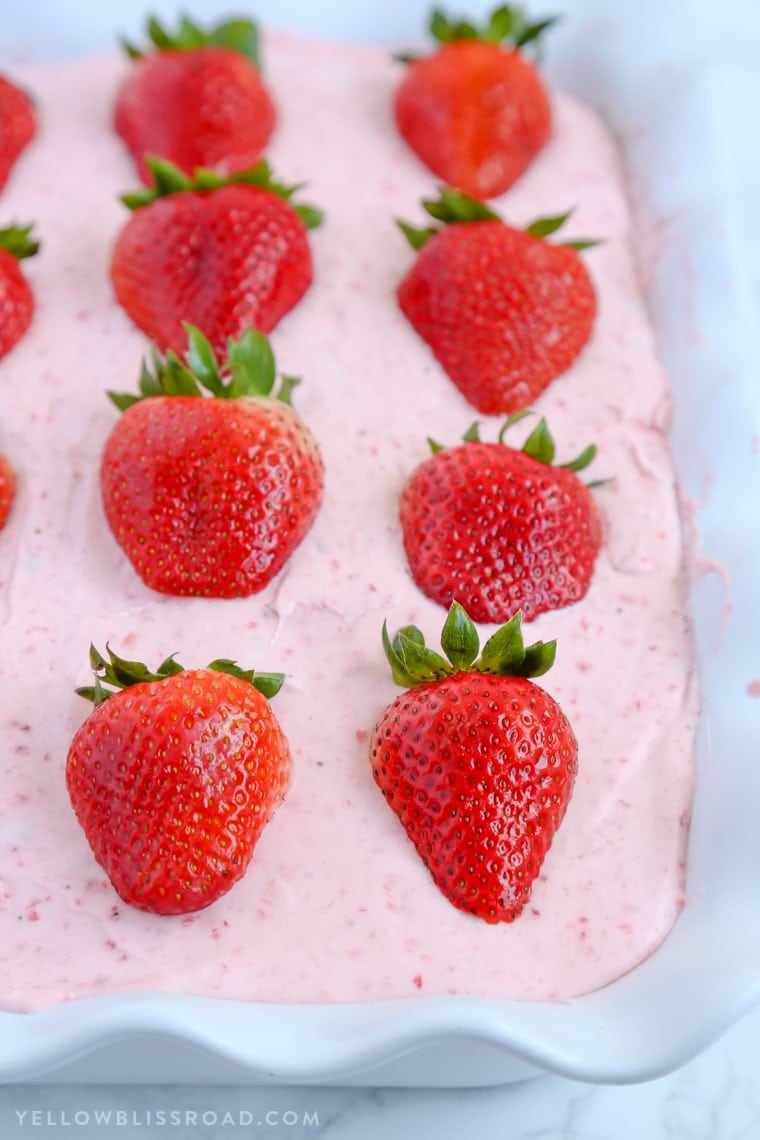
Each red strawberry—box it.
[394,6,555,199]
[0,74,36,192]
[101,324,323,597]
[66,645,291,915]
[111,158,322,357]
[370,602,577,923]
[0,451,16,530]
[397,189,597,414]
[400,415,603,622]
[0,224,39,360]
[114,15,276,185]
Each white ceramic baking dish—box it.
[1,0,758,1085]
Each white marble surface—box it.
[0,999,758,1138]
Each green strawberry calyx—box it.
[431,4,557,49]
[122,14,262,67]
[428,411,597,474]
[0,223,40,260]
[397,4,558,63]
[383,601,556,689]
[107,324,302,412]
[121,156,324,229]
[77,644,284,708]
[398,188,598,251]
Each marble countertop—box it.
[1,998,758,1138]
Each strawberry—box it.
[66,644,291,915]
[111,158,322,357]
[0,74,36,192]
[400,415,603,622]
[394,6,555,199]
[370,602,577,923]
[115,14,276,185]
[397,189,597,414]
[0,224,39,360]
[101,324,323,598]
[0,451,16,530]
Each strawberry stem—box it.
[107,325,302,411]
[76,644,284,706]
[121,157,324,229]
[382,602,556,688]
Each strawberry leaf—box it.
[476,611,527,674]
[514,15,560,51]
[275,375,302,407]
[396,630,452,682]
[521,418,556,465]
[107,392,140,412]
[520,639,557,676]
[440,601,480,669]
[477,612,555,679]
[148,155,194,195]
[399,189,499,246]
[211,19,261,67]
[226,328,277,398]
[155,654,185,678]
[207,658,285,698]
[561,443,598,473]
[426,413,599,481]
[183,325,224,396]
[564,238,603,251]
[120,157,325,228]
[0,223,40,260]
[525,210,573,239]
[397,220,437,251]
[382,622,451,687]
[403,196,600,249]
[428,4,557,53]
[120,37,143,60]
[430,9,455,42]
[382,603,559,688]
[294,205,325,230]
[124,14,261,67]
[525,210,601,250]
[497,409,533,442]
[486,6,517,42]
[159,354,203,397]
[176,15,207,48]
[497,415,598,477]
[107,326,301,410]
[382,621,418,687]
[424,187,499,224]
[146,16,173,49]
[77,645,284,705]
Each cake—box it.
[0,23,698,1012]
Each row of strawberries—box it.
[1,8,600,929]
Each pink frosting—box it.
[0,31,698,1012]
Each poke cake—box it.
[0,7,699,1015]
